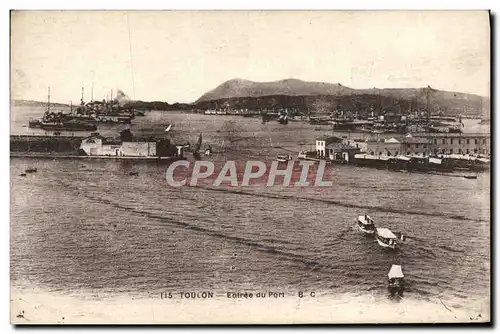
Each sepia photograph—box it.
[9,10,491,324]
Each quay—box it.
[10,152,184,161]
[10,131,184,161]
[296,133,491,174]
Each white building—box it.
[80,135,157,157]
[315,136,343,157]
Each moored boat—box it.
[357,215,376,234]
[375,228,398,249]
[28,119,42,128]
[276,154,292,162]
[25,167,37,173]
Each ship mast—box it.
[91,70,94,102]
[80,87,84,106]
[47,86,51,113]
[377,89,381,117]
[425,85,432,157]
[426,85,430,132]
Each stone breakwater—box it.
[10,135,82,154]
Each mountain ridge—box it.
[197,78,488,101]
[195,78,489,117]
[197,78,357,102]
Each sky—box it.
[10,10,490,104]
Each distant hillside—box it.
[196,79,490,117]
[123,100,193,111]
[197,78,355,102]
[195,94,426,116]
[11,99,70,108]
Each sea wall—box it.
[10,135,178,157]
[10,135,82,153]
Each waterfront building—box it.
[401,135,433,156]
[315,136,343,157]
[411,133,490,156]
[326,143,361,162]
[80,134,157,157]
[364,137,402,156]
[313,132,490,160]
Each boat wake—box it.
[192,185,486,223]
[57,181,323,270]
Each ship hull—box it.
[376,238,396,250]
[40,122,98,131]
[358,225,375,235]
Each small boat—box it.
[129,171,139,176]
[28,119,42,128]
[276,154,292,162]
[19,173,27,177]
[357,215,376,234]
[388,264,405,295]
[375,228,398,249]
[463,174,477,179]
[25,168,37,173]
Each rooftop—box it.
[316,136,343,142]
[377,228,397,239]
[410,132,490,138]
[358,215,374,225]
[385,137,400,144]
[403,137,432,144]
[326,143,360,150]
[388,265,404,279]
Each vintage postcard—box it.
[10,10,490,324]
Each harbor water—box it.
[10,106,490,322]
